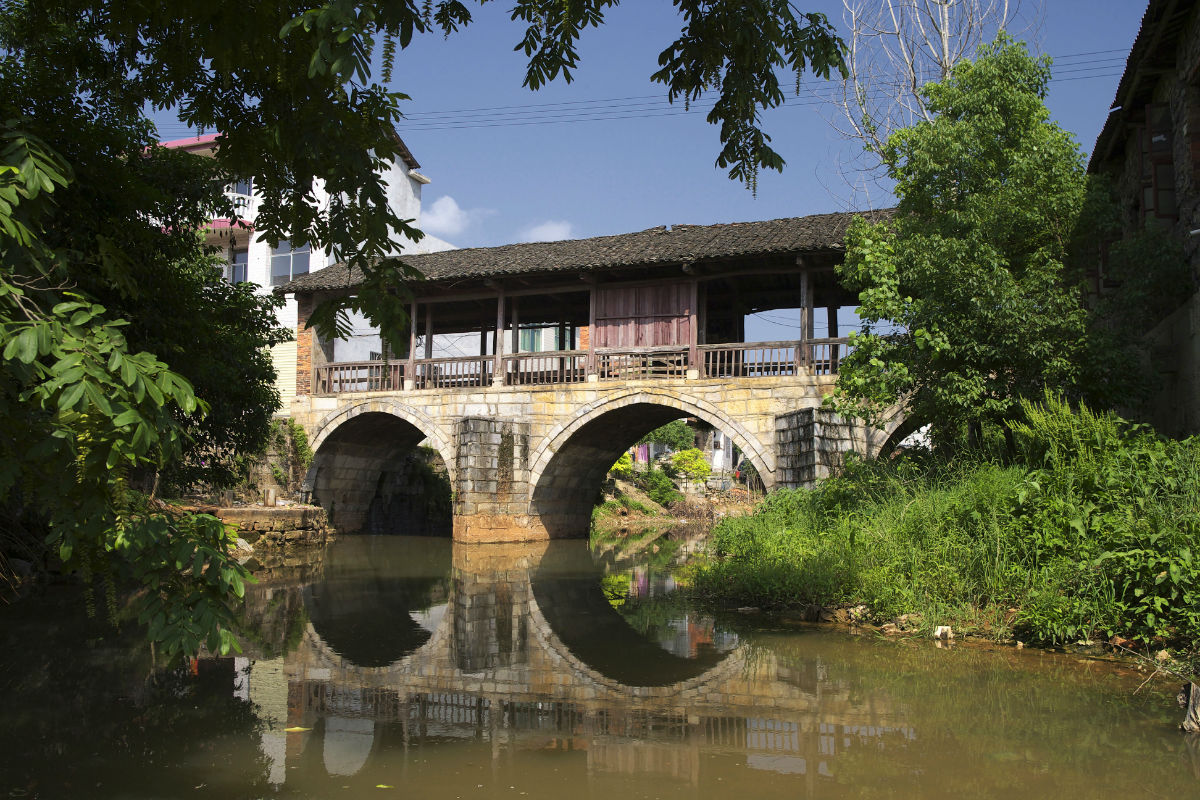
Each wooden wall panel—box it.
[594,284,692,348]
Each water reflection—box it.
[1,535,1197,799]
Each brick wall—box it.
[296,294,313,397]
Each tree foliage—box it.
[831,37,1090,444]
[670,447,712,484]
[637,420,696,452]
[0,0,845,350]
[1,0,848,656]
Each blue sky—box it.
[156,1,1148,250]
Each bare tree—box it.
[823,0,1040,206]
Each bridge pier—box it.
[452,417,549,542]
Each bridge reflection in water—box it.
[235,538,914,792]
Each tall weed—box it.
[695,395,1200,647]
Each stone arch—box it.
[307,399,455,482]
[874,409,918,458]
[527,389,776,537]
[304,400,456,535]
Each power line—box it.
[150,51,1131,138]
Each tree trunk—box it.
[967,419,983,450]
[1184,682,1200,734]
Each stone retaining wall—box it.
[215,506,335,550]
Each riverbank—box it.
[687,397,1200,678]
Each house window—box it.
[229,249,249,284]
[518,324,562,353]
[271,239,310,286]
[225,178,254,211]
[1140,104,1178,221]
[225,177,253,196]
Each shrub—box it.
[610,451,634,480]
[638,467,682,507]
[670,448,711,485]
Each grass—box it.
[691,395,1200,654]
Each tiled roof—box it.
[1089,0,1194,172]
[278,209,891,294]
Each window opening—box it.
[271,239,311,286]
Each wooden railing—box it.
[809,337,849,376]
[595,346,689,380]
[314,339,851,394]
[316,360,405,394]
[700,338,850,379]
[504,351,589,385]
[412,355,493,390]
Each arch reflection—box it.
[528,541,736,686]
[303,536,452,668]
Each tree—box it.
[831,37,1089,447]
[637,420,696,452]
[670,448,712,487]
[1,1,848,656]
[825,0,1036,202]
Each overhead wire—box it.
[150,50,1130,139]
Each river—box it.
[1,534,1197,798]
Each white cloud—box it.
[420,195,491,237]
[519,220,574,242]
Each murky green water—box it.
[1,535,1197,798]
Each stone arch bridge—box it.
[279,211,906,542]
[291,372,901,542]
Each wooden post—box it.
[423,304,433,360]
[493,290,505,386]
[587,287,596,377]
[406,299,417,390]
[798,268,811,368]
[557,317,568,381]
[511,296,520,355]
[827,305,839,372]
[688,279,699,376]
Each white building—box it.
[161,133,455,406]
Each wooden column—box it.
[493,290,505,386]
[687,278,699,375]
[799,267,812,368]
[510,296,520,355]
[423,304,433,359]
[406,299,417,390]
[587,287,596,377]
[827,305,839,371]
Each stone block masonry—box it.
[291,375,901,543]
[215,506,334,552]
[776,407,878,487]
